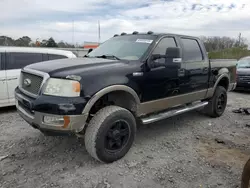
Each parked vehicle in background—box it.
[15,32,237,163]
[0,47,76,107]
[235,56,250,90]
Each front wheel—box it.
[84,105,136,163]
[204,86,227,117]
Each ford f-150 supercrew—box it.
[15,31,237,163]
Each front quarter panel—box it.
[78,61,143,102]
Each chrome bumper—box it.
[16,99,88,133]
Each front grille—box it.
[238,75,250,82]
[20,72,44,96]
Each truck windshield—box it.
[237,59,250,68]
[87,35,157,60]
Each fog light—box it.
[43,115,70,128]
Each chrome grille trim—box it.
[19,68,50,98]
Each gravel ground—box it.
[0,91,250,188]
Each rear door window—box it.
[181,38,203,62]
[6,52,43,70]
[48,54,68,60]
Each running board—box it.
[141,101,208,124]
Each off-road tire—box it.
[204,86,227,118]
[241,157,250,188]
[84,105,136,163]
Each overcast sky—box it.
[1,0,250,44]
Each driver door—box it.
[141,36,185,103]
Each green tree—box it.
[14,36,32,46]
[46,37,58,47]
[0,36,15,46]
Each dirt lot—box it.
[0,91,250,188]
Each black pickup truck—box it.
[15,32,237,163]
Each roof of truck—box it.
[114,32,201,40]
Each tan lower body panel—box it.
[138,89,212,116]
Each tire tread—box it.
[84,105,134,162]
[204,86,227,118]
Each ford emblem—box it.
[24,78,31,87]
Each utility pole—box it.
[98,20,101,44]
[238,32,241,46]
[72,20,75,47]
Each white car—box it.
[0,47,77,107]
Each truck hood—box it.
[25,57,129,76]
[237,68,250,75]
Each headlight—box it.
[43,78,81,97]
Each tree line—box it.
[0,35,249,55]
[0,36,77,48]
[200,35,248,52]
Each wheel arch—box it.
[82,85,141,115]
[214,73,230,91]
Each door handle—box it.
[178,69,185,73]
[0,79,6,81]
[178,68,185,77]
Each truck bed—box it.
[209,59,237,86]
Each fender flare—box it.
[82,85,140,114]
[213,73,230,90]
[206,73,230,98]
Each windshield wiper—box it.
[95,54,120,60]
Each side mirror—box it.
[87,48,93,54]
[84,48,93,57]
[148,47,182,69]
[165,47,182,64]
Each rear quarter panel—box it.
[210,59,237,87]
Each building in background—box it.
[83,41,100,49]
[58,41,100,57]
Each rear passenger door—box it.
[179,37,209,94]
[0,52,9,106]
[5,52,43,102]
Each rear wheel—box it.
[84,105,136,163]
[204,86,227,117]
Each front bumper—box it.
[235,81,250,90]
[15,89,88,134]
